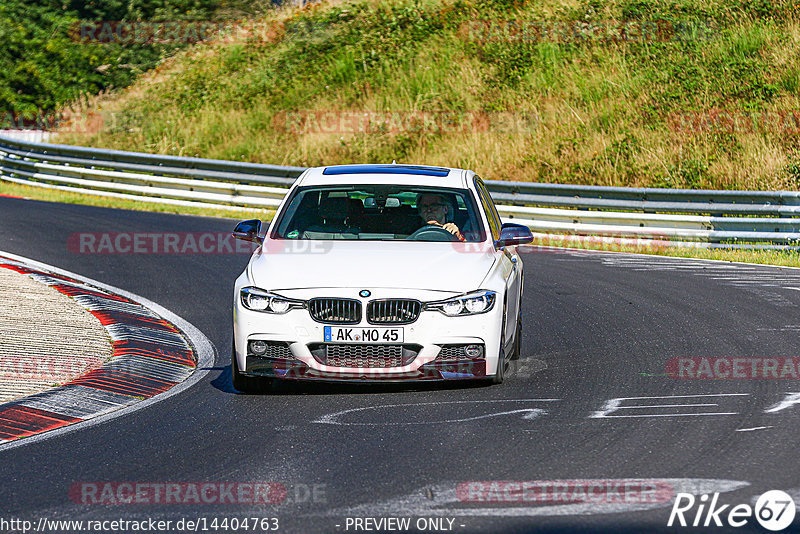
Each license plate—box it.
[324,326,404,343]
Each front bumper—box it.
[244,353,487,382]
[233,291,503,382]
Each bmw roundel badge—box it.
[359,290,371,298]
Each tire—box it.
[511,272,524,361]
[491,298,509,384]
[231,341,264,393]
[491,344,506,384]
[510,314,522,361]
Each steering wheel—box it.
[406,224,458,242]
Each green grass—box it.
[0,0,224,115]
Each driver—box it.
[416,193,465,241]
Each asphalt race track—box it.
[1,196,799,533]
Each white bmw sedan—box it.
[231,164,533,390]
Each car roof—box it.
[297,164,471,188]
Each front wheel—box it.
[511,272,524,361]
[510,313,522,361]
[491,298,509,384]
[491,344,506,384]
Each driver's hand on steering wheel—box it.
[427,220,465,242]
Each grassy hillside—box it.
[57,0,800,190]
[0,0,229,116]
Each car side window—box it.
[474,177,501,241]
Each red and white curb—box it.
[0,251,214,450]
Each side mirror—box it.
[494,222,533,249]
[232,219,263,244]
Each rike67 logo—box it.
[668,490,795,531]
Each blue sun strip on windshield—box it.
[322,165,451,177]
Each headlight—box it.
[240,287,304,314]
[442,300,464,316]
[465,294,492,313]
[425,290,496,316]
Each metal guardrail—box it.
[1,134,799,247]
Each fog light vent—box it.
[435,344,485,361]
[247,340,293,359]
[250,340,267,355]
[464,344,482,358]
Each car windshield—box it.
[272,185,486,242]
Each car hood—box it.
[249,240,496,293]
